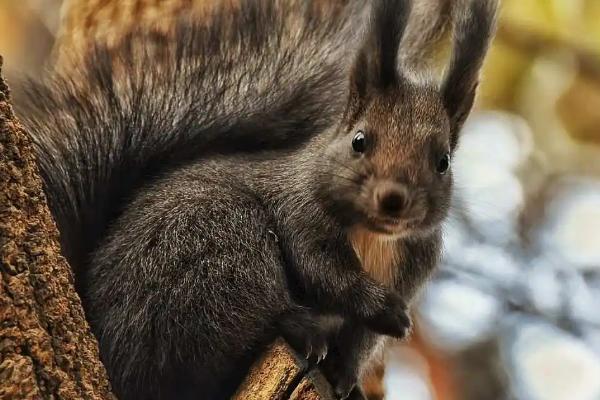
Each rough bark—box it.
[233,339,333,400]
[289,372,333,400]
[0,56,114,400]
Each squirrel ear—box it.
[442,0,498,148]
[349,0,412,99]
[345,51,370,124]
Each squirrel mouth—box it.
[364,216,418,236]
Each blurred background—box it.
[1,1,599,399]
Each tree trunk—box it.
[0,55,115,400]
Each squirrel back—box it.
[16,1,363,273]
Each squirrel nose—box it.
[375,183,410,218]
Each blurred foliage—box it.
[502,0,600,51]
[0,1,57,76]
[481,0,600,151]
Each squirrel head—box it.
[318,0,498,238]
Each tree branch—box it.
[232,339,333,400]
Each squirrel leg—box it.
[320,323,384,400]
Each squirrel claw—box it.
[305,344,313,360]
[306,336,328,365]
[280,311,329,366]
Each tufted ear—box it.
[347,0,412,120]
[442,0,499,149]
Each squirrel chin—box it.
[375,230,415,242]
[356,217,422,241]
[357,223,416,241]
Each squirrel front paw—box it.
[279,310,329,365]
[364,292,411,338]
[295,331,328,365]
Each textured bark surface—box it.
[289,372,333,400]
[232,339,333,400]
[0,56,114,400]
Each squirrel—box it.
[15,0,498,399]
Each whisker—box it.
[328,173,357,184]
[324,154,362,176]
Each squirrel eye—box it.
[352,131,366,153]
[437,153,451,174]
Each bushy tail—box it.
[16,0,365,272]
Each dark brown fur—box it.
[16,0,498,399]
